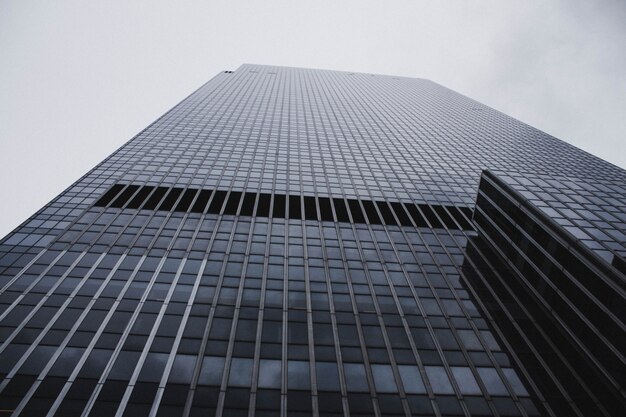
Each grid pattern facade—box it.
[0,64,624,417]
[468,171,624,417]
[483,171,626,263]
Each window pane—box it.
[228,357,253,387]
[316,361,340,391]
[344,363,369,392]
[258,359,282,389]
[477,368,508,396]
[371,364,397,393]
[288,360,310,390]
[198,356,225,386]
[398,365,426,394]
[169,354,196,384]
[451,367,481,395]
[503,368,529,396]
[425,366,454,394]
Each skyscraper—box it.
[0,64,624,417]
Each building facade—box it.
[0,64,624,417]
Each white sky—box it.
[1,0,625,238]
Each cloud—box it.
[470,0,626,168]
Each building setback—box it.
[0,64,624,417]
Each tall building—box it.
[0,64,624,417]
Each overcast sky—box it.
[1,0,625,238]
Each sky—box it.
[0,0,625,238]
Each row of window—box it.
[94,183,475,230]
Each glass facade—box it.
[0,64,623,417]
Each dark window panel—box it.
[95,184,125,207]
[418,204,444,228]
[208,190,227,214]
[433,205,458,229]
[240,193,257,217]
[376,201,398,226]
[174,188,198,212]
[272,194,286,218]
[157,188,184,211]
[404,203,428,228]
[111,185,140,208]
[257,194,272,217]
[289,195,302,220]
[223,191,243,215]
[142,186,169,210]
[332,198,350,222]
[303,196,318,221]
[190,190,213,213]
[318,197,335,222]
[126,186,155,209]
[346,199,365,223]
[390,202,413,226]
